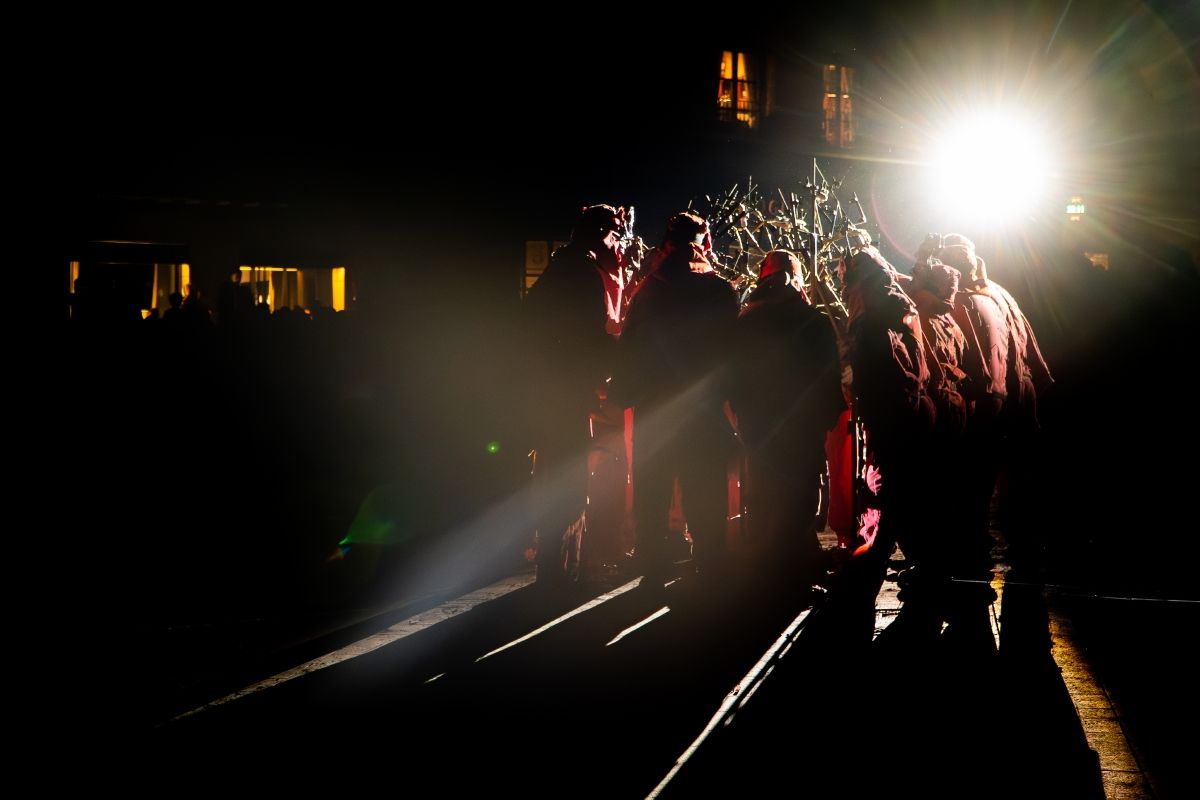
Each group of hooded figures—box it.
[524,203,1051,644]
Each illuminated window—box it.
[68,242,188,319]
[718,51,761,128]
[331,267,346,311]
[524,241,550,297]
[240,264,348,312]
[822,64,855,147]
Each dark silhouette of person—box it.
[161,290,186,331]
[524,204,626,589]
[907,251,992,648]
[181,284,213,328]
[615,212,739,589]
[731,249,844,585]
[836,247,937,643]
[217,270,254,326]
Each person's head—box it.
[662,211,712,253]
[757,249,807,297]
[571,204,624,269]
[911,261,961,304]
[758,249,800,281]
[841,246,900,289]
[572,204,623,247]
[938,233,987,282]
[842,247,913,322]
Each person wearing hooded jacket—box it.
[834,246,939,643]
[936,233,1053,573]
[906,253,993,644]
[731,250,844,586]
[614,212,739,588]
[524,204,627,589]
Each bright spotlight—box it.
[927,111,1054,227]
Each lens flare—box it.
[928,111,1055,227]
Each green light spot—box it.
[486,441,501,455]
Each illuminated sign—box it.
[1067,195,1086,220]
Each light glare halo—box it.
[928,111,1053,226]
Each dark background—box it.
[35,5,1199,748]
